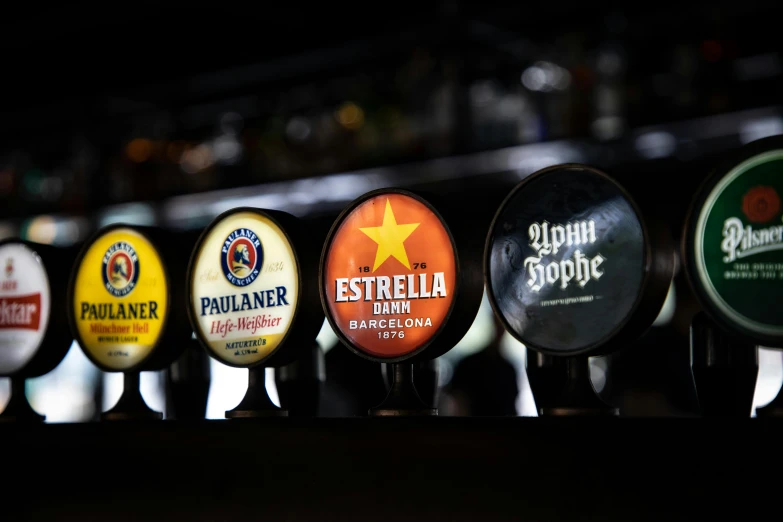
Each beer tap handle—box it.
[526,349,618,416]
[690,313,758,417]
[101,371,162,421]
[226,366,287,418]
[0,376,45,423]
[370,363,437,416]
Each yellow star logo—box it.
[359,199,420,271]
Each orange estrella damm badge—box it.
[324,192,456,359]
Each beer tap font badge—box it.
[692,149,783,340]
[189,211,298,366]
[72,228,168,370]
[486,166,646,355]
[323,193,457,359]
[0,243,50,374]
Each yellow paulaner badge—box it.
[189,211,298,366]
[72,228,168,370]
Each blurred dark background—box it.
[2,2,783,421]
[4,2,783,227]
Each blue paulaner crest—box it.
[221,228,263,287]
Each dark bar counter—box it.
[3,418,778,520]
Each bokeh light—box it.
[336,102,365,130]
[126,138,153,163]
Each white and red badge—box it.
[0,243,51,375]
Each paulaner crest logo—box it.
[102,242,139,298]
[221,229,263,287]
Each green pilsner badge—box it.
[686,137,783,346]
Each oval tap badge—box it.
[189,211,298,367]
[0,243,51,375]
[322,191,457,361]
[686,141,783,345]
[486,165,651,356]
[71,228,168,371]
